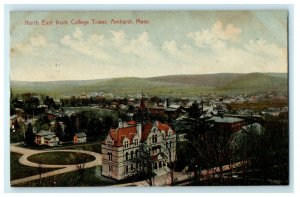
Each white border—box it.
[1,1,298,195]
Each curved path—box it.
[10,143,102,186]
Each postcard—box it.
[9,10,289,187]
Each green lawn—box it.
[15,166,117,187]
[57,142,102,154]
[10,152,61,181]
[27,152,95,165]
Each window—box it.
[124,140,129,148]
[109,165,113,172]
[166,142,169,149]
[108,152,112,161]
[107,140,113,147]
[131,151,134,159]
[152,134,157,144]
[135,150,138,158]
[125,152,129,161]
[126,165,129,174]
[134,139,139,146]
[131,164,134,171]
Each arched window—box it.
[131,151,134,159]
[166,142,169,149]
[125,152,129,161]
[126,165,129,174]
[135,150,138,158]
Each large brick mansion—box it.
[101,97,176,180]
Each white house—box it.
[74,132,87,144]
[35,130,59,147]
[101,120,176,180]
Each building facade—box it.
[101,120,176,180]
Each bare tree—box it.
[36,155,44,186]
[133,143,156,186]
[73,152,90,186]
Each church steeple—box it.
[140,92,146,110]
[134,92,150,124]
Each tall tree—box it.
[176,100,215,185]
[133,143,156,186]
[24,123,35,145]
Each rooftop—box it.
[210,116,244,124]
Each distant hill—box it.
[218,73,288,94]
[10,73,288,98]
[148,73,242,87]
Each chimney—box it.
[118,121,123,128]
[136,123,142,139]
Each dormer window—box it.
[134,139,139,146]
[152,134,157,144]
[107,140,113,147]
[124,140,129,148]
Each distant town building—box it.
[73,132,87,144]
[210,116,244,134]
[34,130,59,146]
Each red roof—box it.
[104,121,175,147]
[157,121,170,132]
[127,120,137,125]
[109,126,137,147]
[141,122,153,141]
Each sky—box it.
[10,11,288,82]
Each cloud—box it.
[187,21,241,49]
[162,40,179,55]
[12,35,48,54]
[244,39,287,59]
[60,28,113,62]
[11,21,287,82]
[30,35,47,47]
[60,29,165,66]
[73,27,82,39]
[120,32,161,60]
[111,30,127,46]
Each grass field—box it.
[27,152,95,165]
[14,166,116,187]
[227,101,288,111]
[10,152,61,181]
[56,142,102,154]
